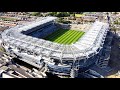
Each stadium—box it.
[1,16,109,77]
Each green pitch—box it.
[44,29,85,45]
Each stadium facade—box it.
[1,17,109,77]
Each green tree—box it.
[0,46,5,52]
[57,17,71,24]
[47,12,70,17]
[114,20,120,25]
[113,12,118,15]
[30,12,43,16]
[47,12,57,16]
[57,12,70,17]
[57,17,64,23]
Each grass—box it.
[0,17,17,21]
[75,14,85,18]
[44,29,85,45]
[0,46,5,52]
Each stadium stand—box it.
[1,17,110,77]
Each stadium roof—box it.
[17,17,57,32]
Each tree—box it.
[0,46,5,52]
[113,12,118,15]
[57,17,71,24]
[30,12,43,16]
[47,12,70,17]
[57,17,64,23]
[114,20,120,25]
[47,12,57,16]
